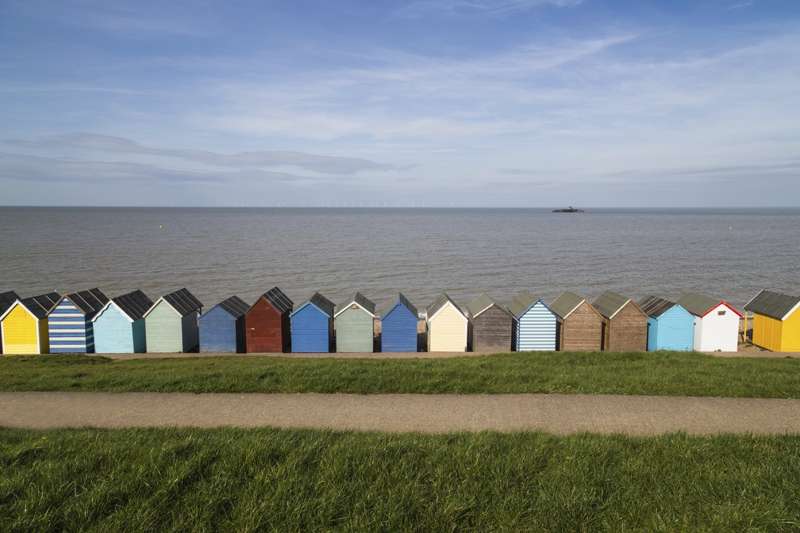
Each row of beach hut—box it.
[1,287,798,355]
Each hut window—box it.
[718,310,726,316]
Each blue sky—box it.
[1,0,799,206]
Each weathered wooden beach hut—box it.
[92,290,153,354]
[143,288,203,353]
[380,293,419,352]
[245,287,293,353]
[467,293,513,352]
[200,296,249,353]
[639,296,694,352]
[677,292,741,352]
[592,291,648,352]
[290,292,335,353]
[426,293,468,352]
[744,289,800,352]
[550,291,603,352]
[335,292,377,353]
[0,292,60,355]
[47,288,109,353]
[0,291,20,354]
[509,290,557,351]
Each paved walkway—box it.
[2,392,799,435]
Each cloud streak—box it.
[396,0,582,17]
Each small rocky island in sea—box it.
[552,206,585,213]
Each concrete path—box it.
[2,392,800,435]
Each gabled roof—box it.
[381,292,418,318]
[508,290,544,318]
[744,289,800,321]
[210,295,250,318]
[112,290,153,321]
[677,292,742,318]
[147,288,203,317]
[466,293,510,318]
[292,292,335,318]
[639,296,677,318]
[426,293,466,320]
[335,292,376,318]
[263,287,293,314]
[549,291,586,319]
[0,291,20,316]
[20,292,61,319]
[593,291,633,320]
[63,288,109,319]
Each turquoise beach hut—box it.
[639,296,694,351]
[92,290,153,354]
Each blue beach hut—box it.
[290,292,335,353]
[47,288,109,353]
[639,296,695,351]
[509,290,557,351]
[92,290,153,354]
[380,293,419,352]
[199,296,249,353]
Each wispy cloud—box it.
[396,0,582,18]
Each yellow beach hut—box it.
[426,293,468,352]
[744,290,800,352]
[0,292,60,355]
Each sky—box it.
[1,0,799,207]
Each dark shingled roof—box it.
[549,292,585,319]
[213,295,250,318]
[112,290,153,320]
[677,292,724,317]
[294,292,335,317]
[264,287,293,314]
[336,292,376,316]
[65,288,109,319]
[21,292,61,319]
[0,291,20,317]
[466,293,510,318]
[592,291,631,319]
[508,290,540,318]
[426,293,465,319]
[744,290,800,321]
[639,296,676,318]
[161,288,203,316]
[380,293,418,318]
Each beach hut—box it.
[744,289,800,352]
[550,292,603,351]
[143,288,203,353]
[592,291,648,352]
[200,296,249,353]
[380,293,419,352]
[290,292,335,353]
[0,291,20,354]
[677,292,741,352]
[92,290,153,354]
[509,290,557,351]
[245,287,294,353]
[639,296,695,352]
[467,293,513,352]
[47,288,109,353]
[335,292,377,353]
[426,293,468,352]
[0,292,60,354]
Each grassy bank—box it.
[1,427,799,531]
[0,351,799,397]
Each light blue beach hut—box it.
[290,292,335,353]
[47,288,109,353]
[639,296,694,351]
[92,290,153,354]
[509,291,557,351]
[380,293,419,352]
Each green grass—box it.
[0,351,799,397]
[1,427,798,531]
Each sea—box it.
[0,207,798,311]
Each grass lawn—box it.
[1,427,799,531]
[0,351,798,397]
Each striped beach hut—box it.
[426,293,468,352]
[467,293,513,352]
[335,292,377,353]
[144,288,203,353]
[592,291,647,352]
[0,292,60,354]
[92,290,153,354]
[550,292,603,352]
[639,296,694,352]
[200,296,249,353]
[744,290,800,352]
[509,291,556,351]
[245,287,293,353]
[290,292,335,353]
[677,292,741,352]
[0,291,20,353]
[47,288,109,353]
[380,293,419,352]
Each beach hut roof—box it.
[213,295,250,318]
[466,293,510,318]
[426,293,465,319]
[111,290,153,321]
[592,291,632,319]
[64,288,109,318]
[381,292,418,318]
[146,288,203,317]
[263,287,293,314]
[336,292,376,317]
[744,289,800,321]
[20,292,61,319]
[508,290,545,318]
[0,291,20,317]
[549,291,586,319]
[293,292,335,317]
[638,296,677,318]
[677,292,741,318]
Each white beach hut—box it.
[676,292,741,352]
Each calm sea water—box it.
[0,207,797,311]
